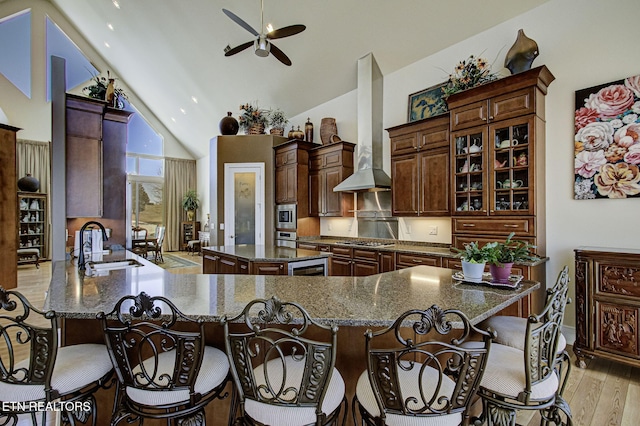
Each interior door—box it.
[224,163,265,246]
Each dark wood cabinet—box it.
[1,124,19,289]
[180,221,200,250]
[396,252,442,269]
[309,142,355,217]
[251,261,287,275]
[387,115,450,216]
[274,141,315,216]
[574,247,640,369]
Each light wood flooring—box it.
[5,253,640,426]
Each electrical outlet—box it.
[428,226,438,235]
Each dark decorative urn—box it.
[18,173,40,192]
[219,112,239,135]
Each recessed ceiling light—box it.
[112,0,120,9]
[104,42,111,48]
[180,108,186,115]
[191,96,198,104]
[107,23,114,31]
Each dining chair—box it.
[479,266,572,423]
[131,226,148,258]
[147,225,166,263]
[473,267,573,426]
[352,304,495,426]
[97,292,231,425]
[0,286,113,425]
[221,296,347,425]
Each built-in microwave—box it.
[276,204,296,229]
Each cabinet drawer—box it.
[595,301,639,357]
[596,263,640,299]
[353,248,378,261]
[331,246,352,258]
[275,149,297,167]
[452,217,535,236]
[396,253,442,267]
[391,133,418,156]
[420,127,449,149]
[297,242,318,250]
[451,100,488,131]
[490,88,535,123]
[452,234,536,251]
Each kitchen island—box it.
[45,251,539,425]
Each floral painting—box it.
[574,74,640,199]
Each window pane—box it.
[125,103,163,156]
[131,182,163,235]
[0,10,31,98]
[139,158,163,177]
[126,156,137,174]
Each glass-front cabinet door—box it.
[452,126,487,215]
[489,117,534,215]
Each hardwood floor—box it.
[6,254,640,426]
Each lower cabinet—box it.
[251,261,287,275]
[574,247,640,369]
[396,252,442,269]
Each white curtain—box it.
[164,157,196,251]
[17,140,51,259]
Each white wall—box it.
[290,0,640,333]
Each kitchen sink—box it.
[87,259,143,272]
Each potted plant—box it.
[82,70,128,108]
[484,232,539,282]
[268,108,288,136]
[238,102,268,134]
[182,189,200,221]
[453,241,489,282]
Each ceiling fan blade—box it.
[224,41,254,57]
[269,43,292,66]
[268,24,306,40]
[222,8,259,37]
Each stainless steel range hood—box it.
[333,53,391,192]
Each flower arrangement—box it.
[82,70,128,107]
[442,55,500,97]
[268,108,288,130]
[238,102,268,133]
[574,74,640,199]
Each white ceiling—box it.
[49,0,549,158]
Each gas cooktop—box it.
[335,240,396,248]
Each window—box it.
[0,9,31,98]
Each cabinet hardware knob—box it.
[413,259,422,263]
[489,116,494,120]
[504,224,518,228]
[280,264,283,269]
[462,224,476,227]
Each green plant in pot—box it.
[453,241,489,282]
[268,108,288,136]
[182,189,200,221]
[485,232,539,283]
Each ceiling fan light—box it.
[254,37,270,57]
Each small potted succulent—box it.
[454,241,489,282]
[484,232,539,282]
[182,189,200,221]
[268,108,288,136]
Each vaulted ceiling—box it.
[49,0,549,158]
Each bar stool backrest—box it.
[364,305,494,422]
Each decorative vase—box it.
[186,210,195,221]
[489,263,514,283]
[461,260,486,282]
[18,174,40,192]
[320,117,338,145]
[287,126,296,139]
[292,126,304,141]
[270,127,284,136]
[248,123,265,135]
[504,29,539,75]
[105,78,116,107]
[305,118,314,143]
[219,112,239,135]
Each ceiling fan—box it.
[222,0,305,66]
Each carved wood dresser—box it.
[574,247,640,368]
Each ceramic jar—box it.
[18,174,40,192]
[219,112,239,135]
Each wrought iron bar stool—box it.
[221,296,347,425]
[0,286,113,425]
[478,266,572,424]
[472,267,573,426]
[352,304,495,426]
[97,292,231,425]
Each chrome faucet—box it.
[78,221,108,270]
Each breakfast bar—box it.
[44,251,539,425]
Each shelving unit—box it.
[180,221,200,251]
[18,192,47,261]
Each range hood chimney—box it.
[333,53,391,192]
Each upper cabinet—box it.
[0,124,19,289]
[274,140,316,215]
[309,141,355,217]
[446,66,554,250]
[387,115,450,216]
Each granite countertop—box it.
[44,252,539,328]
[201,245,331,262]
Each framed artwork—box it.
[574,74,640,199]
[407,82,448,122]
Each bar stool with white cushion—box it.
[0,286,113,425]
[97,292,231,425]
[473,268,573,425]
[221,296,347,425]
[353,305,495,426]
